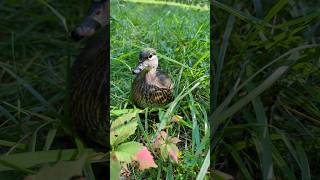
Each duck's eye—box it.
[148,54,153,59]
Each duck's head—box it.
[71,0,108,41]
[133,48,158,74]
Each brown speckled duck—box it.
[131,48,174,108]
[70,0,108,147]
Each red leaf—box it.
[134,146,157,170]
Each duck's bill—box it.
[133,62,146,74]
[71,1,106,41]
[71,18,101,41]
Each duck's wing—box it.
[156,70,173,89]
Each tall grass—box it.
[111,0,210,179]
[0,0,210,179]
[211,0,320,179]
[0,0,101,179]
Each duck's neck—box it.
[145,68,157,82]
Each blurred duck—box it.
[70,0,108,147]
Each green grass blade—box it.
[0,140,27,150]
[43,128,57,151]
[212,1,270,27]
[294,142,311,180]
[226,144,253,180]
[245,74,274,180]
[166,163,174,180]
[212,66,288,135]
[272,145,296,180]
[0,149,94,171]
[263,0,288,23]
[212,9,236,109]
[196,150,210,180]
[0,104,17,124]
[36,0,68,32]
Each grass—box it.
[110,0,210,179]
[0,0,100,179]
[211,0,320,179]
[0,0,210,179]
[1,0,319,179]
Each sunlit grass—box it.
[110,0,210,179]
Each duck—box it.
[131,48,174,108]
[71,0,108,41]
[70,0,108,148]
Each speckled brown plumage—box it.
[71,30,107,146]
[70,0,108,147]
[131,48,173,108]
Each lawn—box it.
[1,0,319,179]
[110,0,210,179]
[0,0,210,179]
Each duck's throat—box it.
[145,68,157,82]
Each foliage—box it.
[211,0,320,179]
[111,0,210,179]
[0,0,105,179]
[110,111,157,179]
[153,131,180,163]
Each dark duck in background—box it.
[70,0,108,149]
[131,48,174,108]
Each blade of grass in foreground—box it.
[156,76,207,138]
[212,6,236,109]
[251,99,274,179]
[0,140,27,150]
[211,66,289,136]
[0,149,94,171]
[43,128,57,151]
[196,150,210,180]
[245,70,274,180]
[211,44,319,129]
